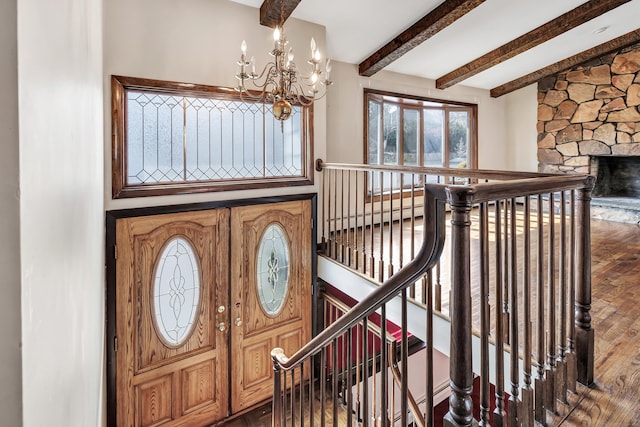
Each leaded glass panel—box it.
[116,77,309,199]
[127,91,303,184]
[256,224,290,317]
[152,236,201,347]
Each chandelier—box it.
[235,26,332,121]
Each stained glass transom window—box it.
[152,236,201,347]
[256,224,290,317]
[111,76,312,198]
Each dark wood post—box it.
[575,179,595,385]
[444,188,479,427]
[271,350,284,427]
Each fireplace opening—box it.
[589,156,640,223]
[591,156,640,198]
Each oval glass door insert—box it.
[152,236,201,347]
[256,223,291,316]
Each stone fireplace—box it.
[537,42,640,222]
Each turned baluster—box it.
[576,180,595,385]
[444,188,478,427]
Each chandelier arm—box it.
[308,89,328,103]
[234,26,332,121]
[286,84,317,107]
[238,64,280,102]
[238,88,268,102]
[251,61,277,84]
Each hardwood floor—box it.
[216,392,350,427]
[221,217,640,426]
[555,218,640,426]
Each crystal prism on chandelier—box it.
[235,26,332,121]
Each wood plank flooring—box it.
[216,392,350,427]
[555,218,640,426]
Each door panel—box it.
[116,210,229,427]
[230,200,312,412]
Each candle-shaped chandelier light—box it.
[235,26,332,121]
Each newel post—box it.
[271,349,284,427]
[444,188,479,427]
[575,179,595,386]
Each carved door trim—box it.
[230,200,313,412]
[115,209,230,427]
[107,195,316,427]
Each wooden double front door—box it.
[113,200,312,427]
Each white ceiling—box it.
[230,0,640,91]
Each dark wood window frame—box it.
[364,88,478,170]
[363,89,478,201]
[111,75,314,199]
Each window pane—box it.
[368,101,380,165]
[424,109,444,167]
[128,91,305,184]
[449,111,469,168]
[285,107,303,176]
[364,90,477,174]
[126,92,185,184]
[265,105,303,177]
[243,102,264,177]
[383,104,399,165]
[403,109,420,166]
[115,76,313,198]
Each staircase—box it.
[270,161,596,426]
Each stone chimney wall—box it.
[537,43,640,173]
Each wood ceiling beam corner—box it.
[490,29,640,98]
[260,0,301,28]
[358,0,486,77]
[436,0,632,90]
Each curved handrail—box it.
[289,160,596,426]
[271,186,447,370]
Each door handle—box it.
[217,322,226,332]
[235,317,242,327]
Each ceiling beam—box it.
[490,29,640,98]
[358,0,486,77]
[435,0,632,90]
[260,0,301,28]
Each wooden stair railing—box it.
[322,289,428,427]
[273,161,595,426]
[271,187,447,427]
[388,341,426,427]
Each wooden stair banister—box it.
[273,161,595,427]
[321,290,428,426]
[271,188,447,427]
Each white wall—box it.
[0,0,22,425]
[18,0,105,425]
[504,84,538,172]
[103,0,327,211]
[326,61,509,170]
